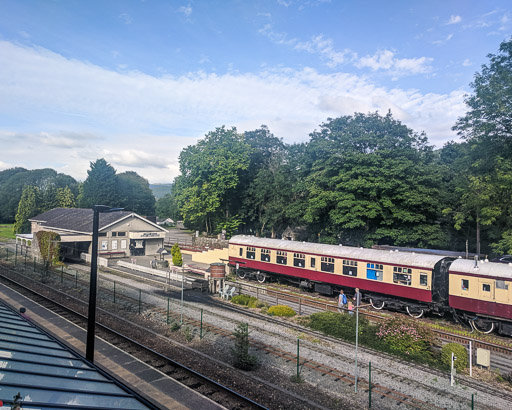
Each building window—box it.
[120,240,127,250]
[294,253,305,267]
[420,273,428,287]
[98,232,107,237]
[366,263,383,281]
[117,232,126,236]
[461,279,469,291]
[101,241,108,251]
[276,251,287,265]
[496,280,509,290]
[246,247,255,259]
[342,260,358,276]
[321,257,335,273]
[112,240,118,250]
[482,283,491,292]
[310,258,316,268]
[261,249,271,262]
[112,232,117,237]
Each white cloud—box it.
[177,5,192,17]
[118,13,133,25]
[294,35,351,67]
[446,15,462,25]
[0,41,466,182]
[462,59,472,66]
[432,33,454,45]
[356,50,433,76]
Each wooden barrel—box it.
[209,263,226,278]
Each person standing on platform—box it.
[353,288,362,307]
[338,289,348,312]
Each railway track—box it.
[3,258,512,408]
[0,265,337,410]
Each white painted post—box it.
[451,352,456,387]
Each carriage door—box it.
[478,279,495,302]
[495,280,510,305]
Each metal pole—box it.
[138,289,142,315]
[14,243,17,266]
[180,267,184,324]
[114,281,116,304]
[471,393,474,410]
[369,361,372,408]
[33,257,36,272]
[469,341,472,377]
[297,338,300,380]
[299,298,302,315]
[355,303,359,393]
[61,265,63,283]
[200,308,203,339]
[167,297,170,324]
[86,207,100,363]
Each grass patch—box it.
[0,224,15,240]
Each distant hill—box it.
[150,183,173,199]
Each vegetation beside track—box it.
[0,224,14,240]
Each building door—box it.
[129,239,145,256]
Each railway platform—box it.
[0,282,224,410]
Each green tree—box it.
[452,38,512,255]
[175,126,251,234]
[171,243,183,267]
[304,112,443,247]
[56,186,77,208]
[35,230,61,275]
[117,171,156,216]
[156,190,181,221]
[13,185,38,234]
[79,159,120,208]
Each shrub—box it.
[248,299,266,309]
[231,294,257,306]
[306,311,369,343]
[377,318,434,360]
[441,343,468,372]
[268,305,296,317]
[232,322,258,370]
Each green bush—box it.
[232,322,258,370]
[306,311,370,343]
[441,343,468,372]
[231,294,257,306]
[268,305,296,317]
[248,299,266,309]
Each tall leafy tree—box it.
[56,186,77,208]
[117,171,156,216]
[175,126,251,234]
[13,185,38,234]
[304,112,443,247]
[451,38,512,255]
[79,159,120,208]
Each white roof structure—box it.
[230,235,446,269]
[450,258,512,280]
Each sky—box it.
[0,1,511,183]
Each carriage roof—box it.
[449,258,512,280]
[230,235,447,269]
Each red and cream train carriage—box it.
[449,258,512,335]
[228,235,451,318]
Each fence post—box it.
[200,308,203,339]
[75,270,78,288]
[114,281,116,304]
[24,253,27,268]
[167,298,170,324]
[296,338,300,380]
[33,257,36,272]
[61,265,64,283]
[14,245,17,266]
[299,298,302,315]
[138,289,142,315]
[471,393,474,410]
[369,361,372,408]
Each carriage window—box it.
[321,257,335,273]
[239,247,243,257]
[420,273,428,287]
[482,283,491,292]
[310,257,316,268]
[246,247,255,259]
[294,253,305,268]
[496,280,509,290]
[393,267,412,274]
[260,249,271,262]
[342,260,358,276]
[461,279,469,291]
[366,263,383,281]
[393,272,411,286]
[276,251,287,265]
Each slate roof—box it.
[29,208,137,234]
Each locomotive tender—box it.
[228,235,512,336]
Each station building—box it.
[29,208,167,261]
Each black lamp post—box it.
[86,205,123,362]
